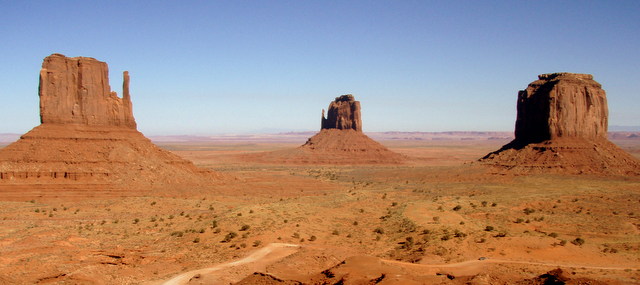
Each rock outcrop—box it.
[514,73,608,144]
[321,94,362,131]
[243,94,404,164]
[39,54,136,128]
[481,73,640,175]
[0,54,218,192]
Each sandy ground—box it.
[0,138,639,284]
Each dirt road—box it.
[160,243,299,285]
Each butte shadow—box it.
[479,73,640,175]
[243,95,405,165]
[0,54,219,191]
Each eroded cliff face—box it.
[0,53,218,187]
[514,73,608,144]
[38,54,136,128]
[481,73,639,175]
[321,94,362,132]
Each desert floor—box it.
[0,138,639,284]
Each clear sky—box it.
[0,1,638,135]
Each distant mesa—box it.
[244,94,405,164]
[0,54,218,192]
[480,72,640,175]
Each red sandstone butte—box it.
[481,72,640,175]
[321,94,362,131]
[0,54,218,189]
[244,94,405,164]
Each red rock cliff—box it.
[321,94,362,132]
[38,54,136,128]
[514,73,608,144]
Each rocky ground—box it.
[0,138,638,284]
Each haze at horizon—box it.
[0,1,638,135]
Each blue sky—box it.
[0,1,638,134]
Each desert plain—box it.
[0,132,639,284]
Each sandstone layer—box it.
[0,54,217,188]
[243,95,404,164]
[481,73,640,175]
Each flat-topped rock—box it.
[481,72,639,175]
[39,54,136,128]
[321,94,362,131]
[514,72,607,143]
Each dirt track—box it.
[160,243,640,284]
[160,243,300,285]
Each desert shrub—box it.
[292,232,300,238]
[213,228,221,233]
[523,208,535,215]
[171,231,184,237]
[548,232,559,238]
[484,226,494,231]
[221,232,238,243]
[391,202,398,206]
[249,210,254,214]
[494,232,507,238]
[179,211,184,216]
[491,202,497,207]
[571,237,585,246]
[514,218,524,223]
[441,234,451,241]
[34,209,40,213]
[211,220,218,228]
[150,201,156,206]
[452,205,462,211]
[309,235,317,241]
[332,230,340,235]
[353,221,358,226]
[454,230,467,238]
[239,224,250,231]
[253,240,262,247]
[559,240,567,246]
[373,227,385,234]
[240,243,247,248]
[199,228,205,233]
[481,201,488,207]
[237,213,242,216]
[432,216,440,222]
[241,232,249,238]
[193,237,200,243]
[133,218,140,224]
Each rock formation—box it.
[0,54,218,193]
[39,54,136,128]
[513,73,608,144]
[244,94,404,164]
[481,73,640,175]
[321,94,362,131]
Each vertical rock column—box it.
[38,53,136,128]
[321,94,362,132]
